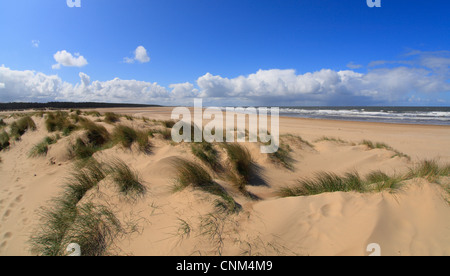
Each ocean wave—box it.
[278,108,450,125]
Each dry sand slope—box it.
[0,108,449,256]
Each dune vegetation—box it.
[108,158,146,199]
[45,111,77,136]
[223,143,254,192]
[29,157,144,256]
[171,158,240,214]
[279,160,449,197]
[0,130,10,151]
[10,116,36,140]
[0,110,448,256]
[28,135,59,157]
[191,142,221,171]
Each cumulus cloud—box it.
[169,82,199,98]
[0,65,70,102]
[196,65,450,105]
[0,50,449,106]
[124,46,150,64]
[0,65,175,104]
[52,50,88,69]
[63,76,170,103]
[194,51,450,105]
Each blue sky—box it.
[0,0,449,106]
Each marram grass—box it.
[10,116,36,140]
[279,160,450,197]
[223,143,254,191]
[28,136,59,157]
[29,158,122,256]
[107,159,146,199]
[172,158,240,214]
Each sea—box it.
[276,107,450,126]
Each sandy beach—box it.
[0,107,449,256]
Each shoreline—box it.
[2,106,450,128]
[84,106,450,162]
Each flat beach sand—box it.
[0,107,449,256]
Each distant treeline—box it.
[0,102,161,111]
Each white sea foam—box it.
[277,108,450,125]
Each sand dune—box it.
[0,108,449,256]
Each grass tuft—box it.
[70,113,87,124]
[112,125,151,153]
[84,111,101,117]
[68,121,111,160]
[224,143,254,191]
[315,136,348,144]
[45,112,77,135]
[30,197,78,256]
[268,143,293,170]
[104,112,120,124]
[29,136,59,157]
[108,159,146,198]
[70,138,96,160]
[406,160,450,182]
[191,142,221,171]
[279,160,450,198]
[361,140,375,149]
[172,158,240,214]
[361,140,411,160]
[65,159,107,202]
[281,134,314,148]
[152,128,172,140]
[64,203,122,256]
[365,170,403,192]
[161,120,176,128]
[10,116,36,140]
[172,158,214,191]
[81,120,110,147]
[112,125,137,148]
[136,130,152,153]
[29,158,121,256]
[279,171,366,197]
[0,130,10,151]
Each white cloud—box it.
[31,40,40,48]
[0,82,5,89]
[0,65,70,102]
[169,82,199,98]
[79,72,91,87]
[0,65,174,104]
[124,46,150,64]
[52,50,88,69]
[123,57,135,64]
[63,76,170,103]
[135,46,150,63]
[0,50,449,106]
[196,59,450,105]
